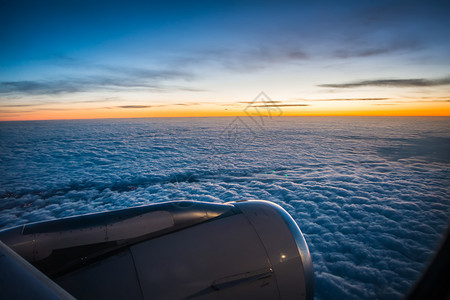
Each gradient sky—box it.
[1,0,450,120]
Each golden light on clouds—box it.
[1,96,448,121]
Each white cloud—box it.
[0,117,449,299]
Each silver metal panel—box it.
[0,201,234,262]
[55,249,143,300]
[0,211,173,261]
[0,200,314,299]
[235,200,314,300]
[0,241,75,300]
[131,214,280,300]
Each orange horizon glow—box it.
[1,104,449,121]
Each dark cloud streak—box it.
[305,98,391,101]
[172,46,309,73]
[0,58,196,96]
[116,102,206,109]
[0,103,44,108]
[118,105,152,109]
[319,77,450,88]
[332,40,421,59]
[251,104,310,107]
[0,75,195,95]
[239,100,283,104]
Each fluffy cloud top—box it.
[0,117,449,299]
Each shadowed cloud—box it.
[332,39,422,59]
[172,46,309,73]
[116,102,205,109]
[319,77,450,88]
[118,105,152,109]
[239,100,283,104]
[305,98,391,101]
[0,79,157,95]
[0,81,83,94]
[0,63,195,95]
[251,104,310,107]
[1,103,45,107]
[0,118,448,300]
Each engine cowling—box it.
[0,200,314,300]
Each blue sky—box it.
[1,0,450,119]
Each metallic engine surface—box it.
[0,200,314,300]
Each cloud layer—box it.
[0,62,193,95]
[0,117,449,299]
[319,77,450,88]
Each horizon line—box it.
[1,114,450,122]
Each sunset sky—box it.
[1,0,450,120]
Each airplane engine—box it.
[0,200,314,300]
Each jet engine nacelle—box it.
[0,200,314,300]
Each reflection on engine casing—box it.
[0,200,314,300]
